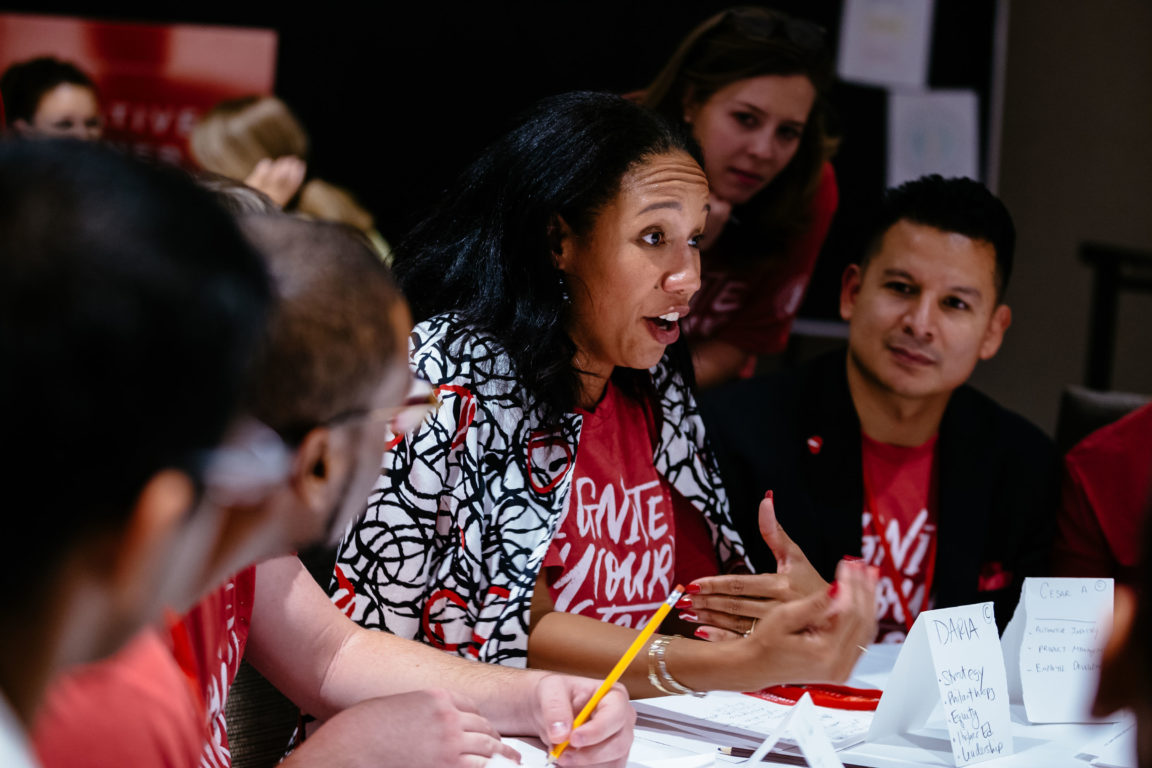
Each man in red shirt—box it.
[34,215,634,767]
[1053,401,1152,582]
[1,141,271,767]
[699,175,1058,640]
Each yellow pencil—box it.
[546,584,686,766]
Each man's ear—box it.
[1093,584,1140,717]
[293,426,354,521]
[979,304,1012,360]
[548,214,575,270]
[839,264,863,322]
[11,118,33,136]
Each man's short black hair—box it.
[0,140,270,608]
[861,175,1016,301]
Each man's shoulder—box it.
[945,384,1055,455]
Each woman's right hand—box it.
[738,557,878,686]
[679,494,833,636]
[665,558,877,692]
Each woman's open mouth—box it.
[645,311,682,344]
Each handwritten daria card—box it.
[869,602,1012,766]
[1001,577,1114,723]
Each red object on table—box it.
[746,683,883,711]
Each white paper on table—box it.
[786,693,847,768]
[493,737,718,768]
[1088,715,1139,768]
[1011,578,1114,723]
[869,603,1012,766]
[739,693,845,767]
[741,692,800,763]
[1076,713,1139,768]
[887,89,979,188]
[837,0,934,88]
[483,755,520,768]
[633,690,870,752]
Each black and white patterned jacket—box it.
[332,312,748,667]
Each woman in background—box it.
[331,90,876,698]
[0,56,103,140]
[191,95,389,259]
[642,6,839,388]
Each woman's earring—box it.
[558,274,571,305]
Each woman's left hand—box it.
[679,494,832,640]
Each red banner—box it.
[0,13,277,167]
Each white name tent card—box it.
[868,602,1012,766]
[1001,577,1114,723]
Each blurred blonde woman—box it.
[190,96,389,259]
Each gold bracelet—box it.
[646,637,679,695]
[646,636,705,697]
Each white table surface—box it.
[626,642,1127,767]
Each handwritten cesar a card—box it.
[1002,577,1114,723]
[869,603,1011,766]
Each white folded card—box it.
[1001,577,1114,723]
[868,602,1012,766]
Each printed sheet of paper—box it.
[870,603,1012,766]
[837,0,934,88]
[785,693,846,768]
[738,693,845,767]
[1003,578,1114,723]
[633,690,871,752]
[491,738,718,768]
[888,89,980,187]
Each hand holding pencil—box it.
[544,586,684,765]
[522,672,634,767]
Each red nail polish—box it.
[679,611,698,623]
[842,555,862,563]
[685,583,702,594]
[764,489,774,500]
[828,581,839,599]
[694,627,709,640]
[675,597,693,609]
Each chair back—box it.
[1054,385,1151,455]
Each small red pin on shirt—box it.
[807,435,823,455]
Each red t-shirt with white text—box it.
[861,433,939,643]
[545,380,717,628]
[170,566,256,768]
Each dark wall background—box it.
[3,1,997,319]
